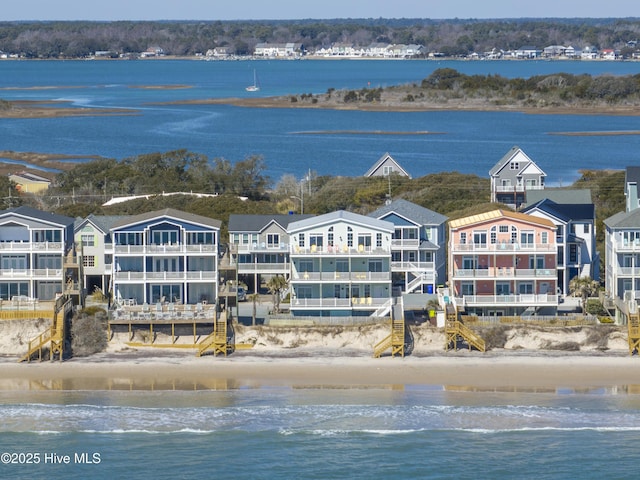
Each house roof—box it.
[288,210,394,233]
[625,166,640,193]
[0,205,74,227]
[75,214,128,234]
[525,188,592,206]
[604,209,640,229]
[228,214,314,233]
[368,198,447,226]
[363,152,411,178]
[8,171,51,183]
[489,145,546,177]
[111,208,221,230]
[522,199,595,223]
[448,209,556,230]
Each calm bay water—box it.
[0,59,638,183]
[1,385,640,479]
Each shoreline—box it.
[2,352,640,391]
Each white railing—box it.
[292,271,391,282]
[452,243,555,252]
[291,297,390,308]
[390,261,435,272]
[0,241,63,252]
[114,271,217,281]
[453,267,557,278]
[617,267,640,276]
[457,294,558,306]
[114,244,217,254]
[614,240,640,251]
[237,262,290,273]
[291,245,390,256]
[233,243,290,253]
[0,268,62,279]
[390,239,420,247]
[494,185,544,193]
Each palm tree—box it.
[569,275,600,313]
[248,293,260,326]
[266,275,288,314]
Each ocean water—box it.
[1,385,640,479]
[0,59,638,183]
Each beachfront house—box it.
[110,208,221,306]
[287,210,394,318]
[364,153,411,178]
[227,214,313,293]
[0,206,79,302]
[522,193,598,295]
[368,199,447,294]
[489,146,546,209]
[448,209,558,316]
[74,214,126,298]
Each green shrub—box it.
[71,313,107,356]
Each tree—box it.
[569,275,600,314]
[248,293,260,326]
[266,275,288,314]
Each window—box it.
[309,234,323,248]
[511,226,518,244]
[328,227,334,246]
[299,260,313,272]
[296,286,312,299]
[496,282,510,295]
[461,282,474,296]
[584,224,590,234]
[541,232,548,244]
[336,260,349,272]
[298,233,305,248]
[525,179,537,188]
[347,227,353,247]
[510,162,519,170]
[520,231,534,245]
[188,232,215,245]
[490,226,497,244]
[81,234,95,247]
[1,255,26,269]
[518,283,534,294]
[152,230,178,245]
[473,231,487,246]
[382,165,393,175]
[357,234,372,248]
[499,225,509,233]
[368,260,383,272]
[460,232,467,245]
[569,244,578,263]
[267,233,280,248]
[83,255,95,267]
[376,233,382,248]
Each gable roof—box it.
[525,188,592,206]
[75,214,128,234]
[364,152,411,178]
[368,198,448,226]
[288,210,394,233]
[448,209,556,230]
[604,209,640,229]
[522,199,595,223]
[111,208,221,230]
[0,206,74,227]
[228,214,314,233]
[489,145,545,177]
[625,166,640,192]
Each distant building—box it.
[364,153,411,179]
[8,171,51,193]
[489,146,546,209]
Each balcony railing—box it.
[292,271,391,282]
[291,245,389,256]
[614,240,640,252]
[390,239,420,247]
[114,244,217,254]
[114,271,217,281]
[0,241,63,252]
[0,268,62,279]
[237,262,290,273]
[494,185,544,193]
[616,267,640,276]
[451,242,555,253]
[233,243,290,253]
[390,261,435,272]
[456,294,558,306]
[453,267,557,278]
[290,297,390,308]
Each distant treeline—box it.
[0,18,639,58]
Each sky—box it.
[2,0,637,21]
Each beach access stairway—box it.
[197,311,231,357]
[444,305,486,352]
[627,301,640,355]
[20,297,73,363]
[373,316,405,358]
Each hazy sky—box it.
[3,0,637,21]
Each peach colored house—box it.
[448,209,558,316]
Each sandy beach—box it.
[2,352,640,391]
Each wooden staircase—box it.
[197,311,230,357]
[20,297,72,363]
[628,312,640,355]
[444,305,485,352]
[373,316,405,358]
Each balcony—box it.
[291,245,389,256]
[453,267,557,279]
[290,297,389,309]
[456,294,558,307]
[0,268,62,279]
[233,243,290,253]
[614,240,640,252]
[616,267,640,277]
[451,242,555,253]
[292,271,391,282]
[0,241,63,252]
[114,271,217,281]
[114,244,217,254]
[390,261,435,272]
[494,185,544,193]
[236,262,290,274]
[390,239,420,248]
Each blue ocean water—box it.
[1,386,640,479]
[0,59,638,184]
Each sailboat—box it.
[245,69,260,92]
